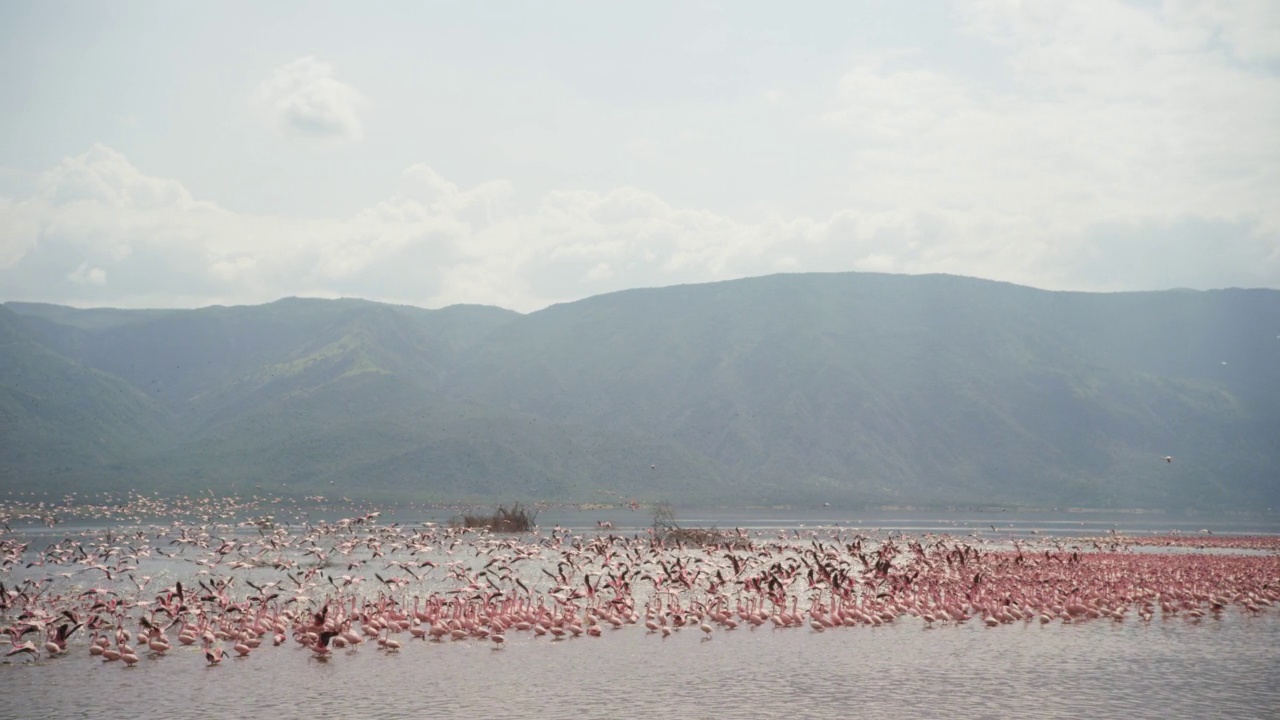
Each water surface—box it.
[4,610,1277,720]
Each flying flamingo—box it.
[6,641,38,659]
[308,631,340,659]
[204,643,224,666]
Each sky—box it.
[1,0,1278,312]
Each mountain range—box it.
[2,272,1277,510]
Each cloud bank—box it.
[0,142,1274,312]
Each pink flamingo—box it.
[307,630,339,659]
[204,641,224,666]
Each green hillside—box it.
[2,274,1276,509]
[0,306,171,489]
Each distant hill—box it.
[2,273,1277,510]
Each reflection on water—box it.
[4,612,1278,720]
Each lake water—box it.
[4,607,1277,720]
[2,504,1277,719]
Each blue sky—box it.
[2,0,1277,310]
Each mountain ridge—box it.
[2,272,1276,509]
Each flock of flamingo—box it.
[2,493,1278,668]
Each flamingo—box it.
[6,641,38,659]
[308,631,339,659]
[204,642,224,666]
[379,627,402,653]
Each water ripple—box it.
[5,614,1278,720]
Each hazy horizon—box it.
[3,268,1272,315]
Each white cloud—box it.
[812,0,1280,289]
[1,136,1276,313]
[257,56,364,141]
[37,144,195,209]
[67,262,106,286]
[0,147,848,310]
[0,197,40,270]
[1161,0,1280,63]
[584,262,614,282]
